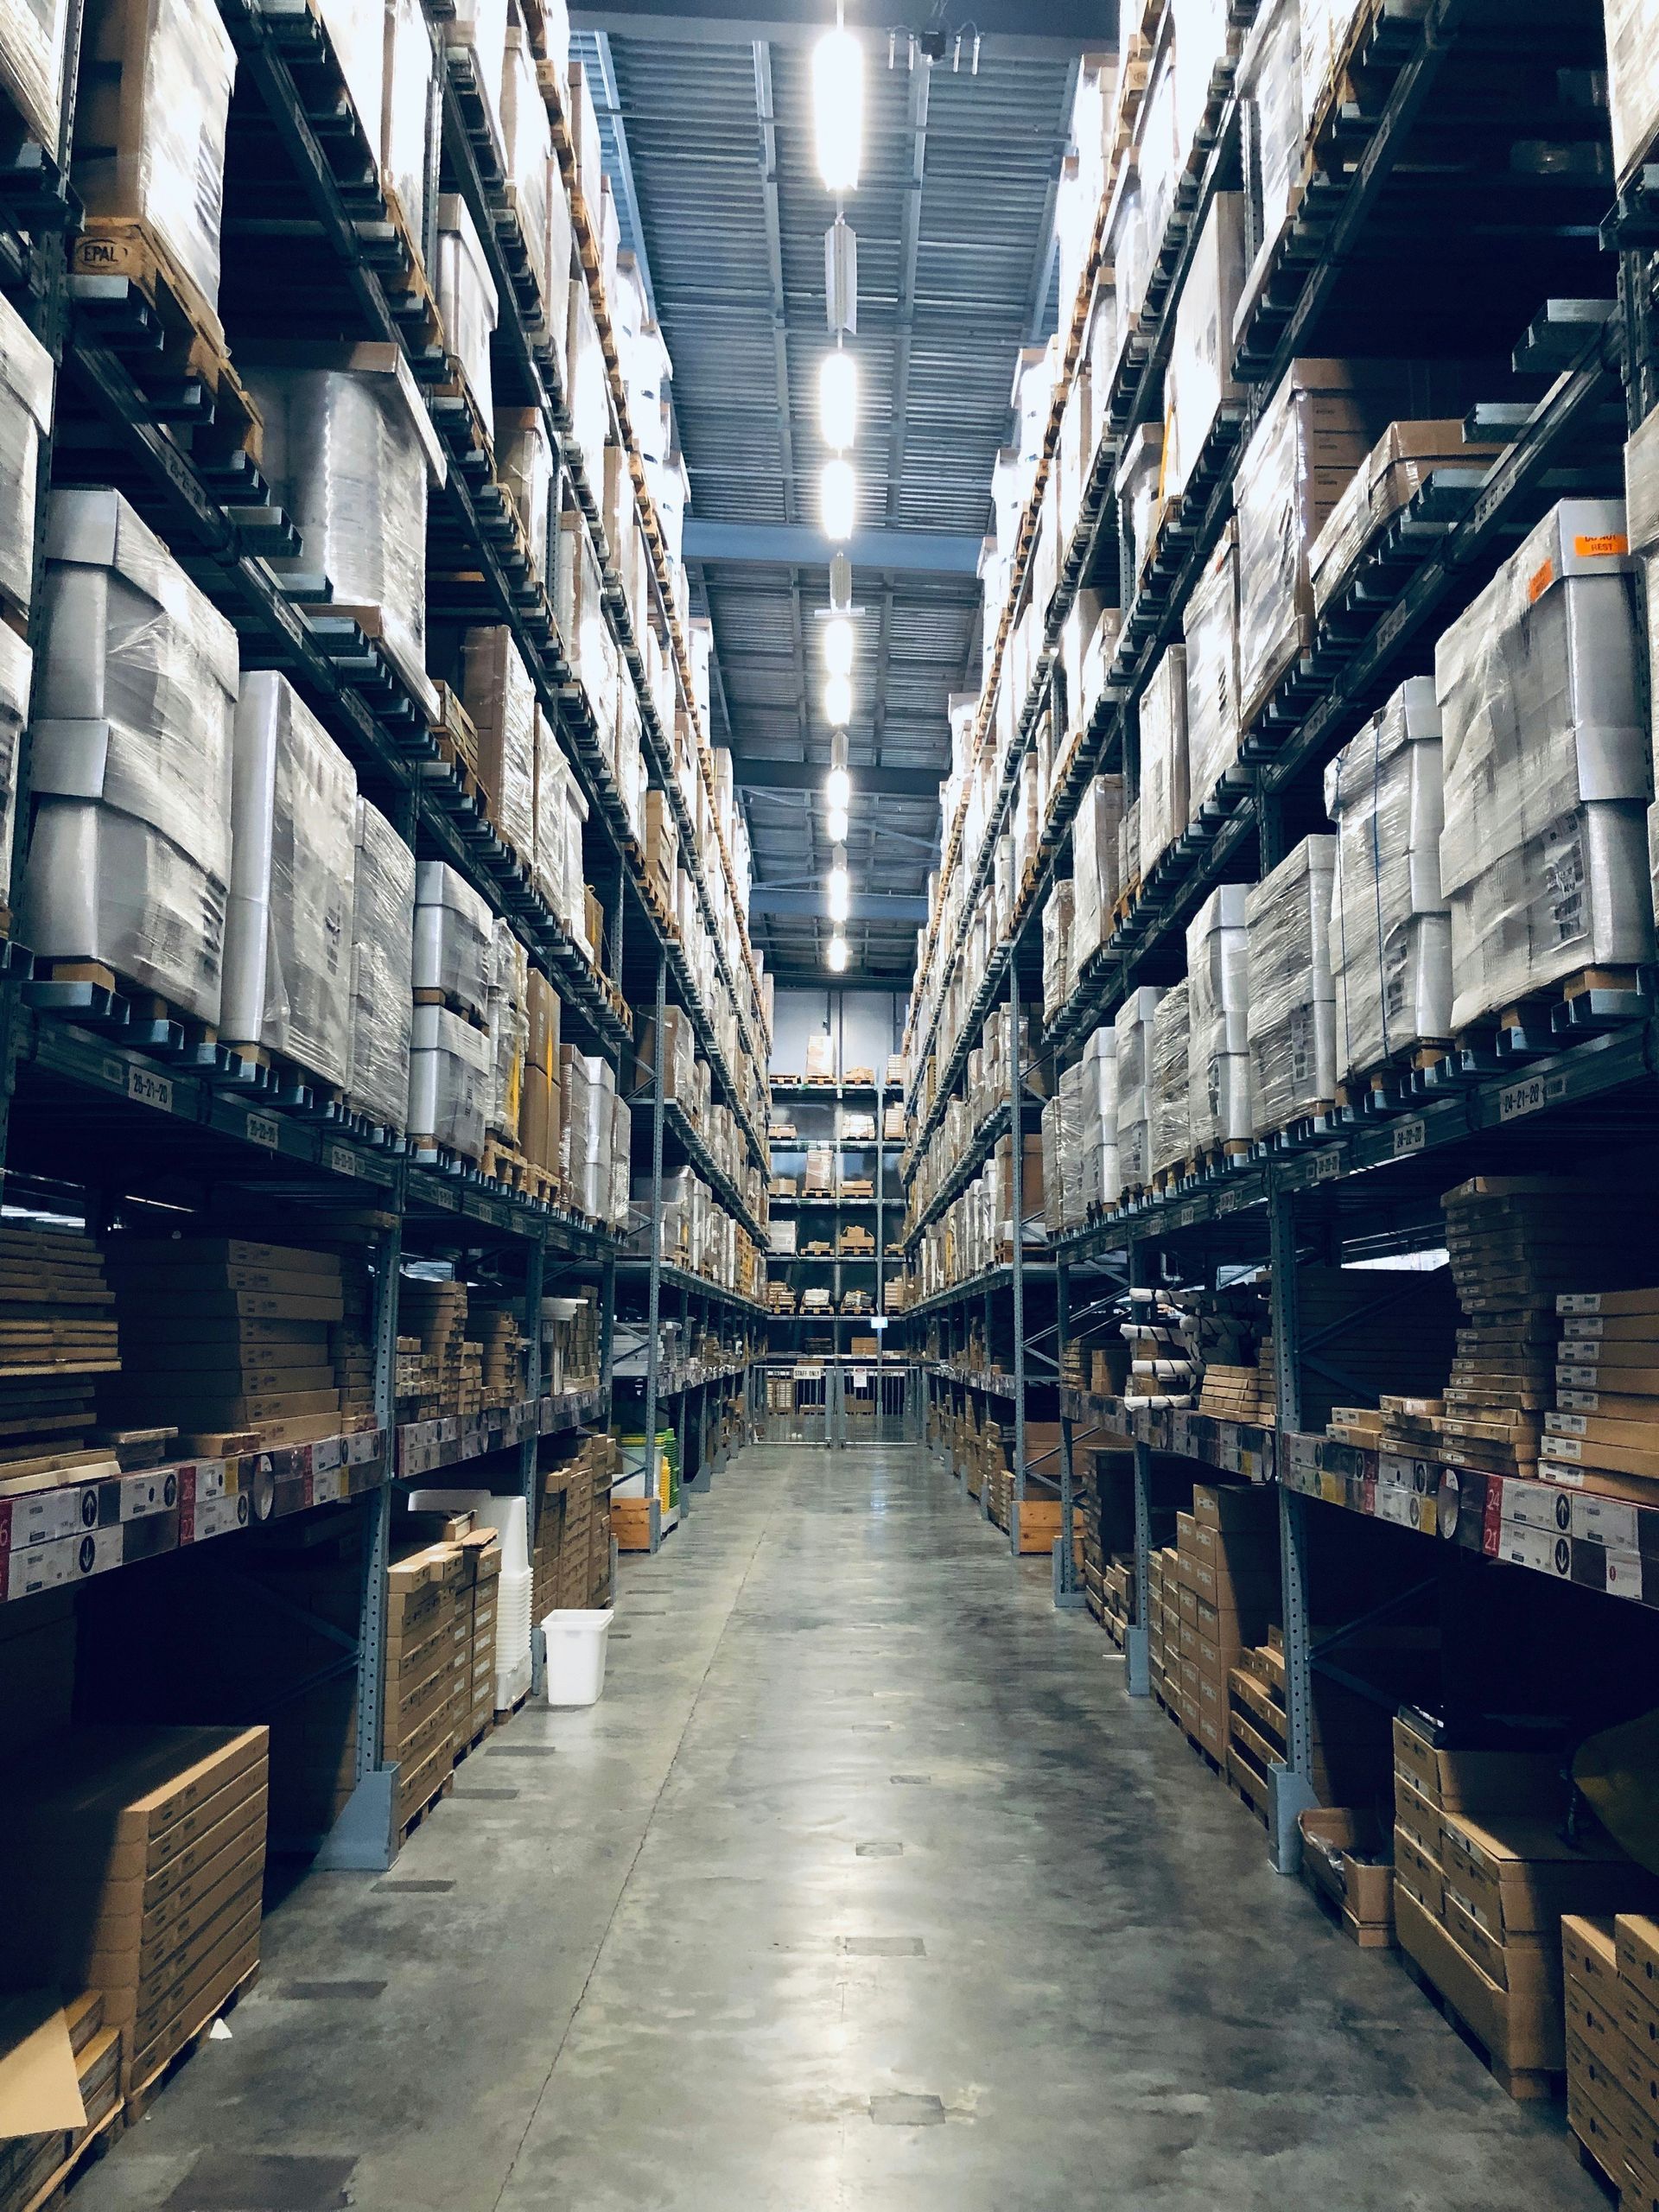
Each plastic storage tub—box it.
[541,1608,613,1707]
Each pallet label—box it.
[1392,1117,1426,1156]
[245,1111,281,1150]
[127,1065,174,1113]
[327,1142,358,1177]
[1498,1072,1567,1122]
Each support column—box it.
[1053,1256,1084,1608]
[520,1234,546,1695]
[642,953,667,1554]
[1268,1179,1317,1872]
[1007,959,1027,1558]
[1125,1234,1152,1696]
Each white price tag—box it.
[127,1065,174,1113]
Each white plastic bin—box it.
[541,1607,613,1707]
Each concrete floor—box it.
[74,1442,1601,2212]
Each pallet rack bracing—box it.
[901,0,1659,1874]
[0,0,768,1881]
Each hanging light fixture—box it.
[827,933,849,974]
[818,351,858,450]
[827,844,850,923]
[822,614,855,677]
[811,25,863,194]
[827,804,849,842]
[819,457,856,543]
[823,672,853,728]
[825,731,851,813]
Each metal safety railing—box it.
[756,1361,923,1446]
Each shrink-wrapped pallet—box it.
[381,0,431,251]
[73,0,237,315]
[496,407,554,582]
[0,620,29,908]
[486,916,527,1144]
[501,10,552,309]
[1164,191,1248,500]
[1235,0,1300,331]
[1183,525,1240,822]
[1058,1058,1088,1230]
[1113,985,1166,1193]
[1436,499,1652,1033]
[249,344,444,715]
[0,288,53,623]
[463,625,536,863]
[1148,981,1191,1182]
[23,487,238,1023]
[1608,0,1659,187]
[317,0,382,159]
[1246,836,1337,1131]
[1324,676,1451,1086]
[1071,771,1125,970]
[413,860,492,1024]
[347,796,416,1132]
[1624,422,1659,950]
[448,0,506,158]
[1041,880,1074,1026]
[1081,1024,1119,1211]
[1186,883,1251,1149]
[1309,419,1497,618]
[436,194,499,421]
[221,671,357,1088]
[0,0,70,151]
[410,1001,490,1158]
[1139,644,1188,882]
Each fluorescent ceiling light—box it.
[826,804,849,842]
[827,934,849,974]
[823,672,853,728]
[825,766,851,810]
[823,615,855,677]
[820,458,856,542]
[818,353,858,450]
[812,28,863,193]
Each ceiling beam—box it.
[683,519,982,574]
[749,887,931,920]
[886,63,929,524]
[571,3,1116,58]
[765,968,912,989]
[732,758,940,798]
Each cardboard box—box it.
[1395,1887,1562,2074]
[1390,1713,1563,1815]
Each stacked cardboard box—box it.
[398,1279,467,1413]
[1170,1484,1278,1764]
[0,1990,122,2212]
[1544,1286,1659,1491]
[0,1726,268,2096]
[101,1239,345,1450]
[0,1223,123,1491]
[1392,1710,1653,2085]
[1147,1545,1179,1704]
[385,1539,472,1825]
[1561,1914,1659,2200]
[1297,1808,1395,1948]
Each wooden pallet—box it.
[430,357,493,462]
[397,1766,454,1847]
[1333,1044,1451,1108]
[10,2098,123,2212]
[72,219,264,466]
[1302,1868,1395,1951]
[124,1960,261,2126]
[1396,1947,1565,2101]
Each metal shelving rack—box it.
[0,0,768,1868]
[902,0,1645,1871]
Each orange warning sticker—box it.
[1573,532,1629,559]
[1527,559,1554,604]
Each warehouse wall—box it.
[769,989,903,1078]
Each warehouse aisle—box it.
[73,1446,1598,2212]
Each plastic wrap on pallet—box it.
[74,0,237,314]
[1324,676,1451,1085]
[1436,499,1653,1033]
[1182,525,1240,823]
[24,487,238,1023]
[0,0,68,150]
[436,194,499,423]
[221,671,357,1087]
[1105,162,1147,346]
[496,408,553,582]
[1309,420,1497,616]
[1165,192,1247,500]
[448,0,507,156]
[486,916,527,1143]
[1041,1090,1065,1236]
[463,625,536,864]
[501,14,552,309]
[1300,0,1430,144]
[1041,880,1074,1026]
[249,348,443,717]
[317,0,382,166]
[1137,40,1179,304]
[1059,1058,1089,1230]
[1139,644,1188,882]
[1082,1024,1119,1209]
[1245,835,1337,1132]
[1071,772,1125,971]
[1173,0,1231,156]
[0,621,29,910]
[412,859,493,1023]
[0,288,52,622]
[1113,985,1166,1192]
[1185,883,1252,1148]
[348,794,415,1132]
[409,1001,491,1158]
[1148,980,1191,1181]
[1117,423,1165,588]
[1235,0,1301,337]
[565,276,607,469]
[381,0,431,253]
[1608,0,1659,186]
[532,709,569,923]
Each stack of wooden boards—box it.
[386,1519,504,1834]
[1390,1709,1655,2094]
[99,1238,346,1452]
[0,1726,268,2109]
[0,1223,122,1496]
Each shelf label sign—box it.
[1499,1072,1567,1123]
[246,1111,282,1151]
[127,1065,173,1113]
[327,1142,358,1178]
[1392,1118,1426,1157]
[1308,1147,1343,1182]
